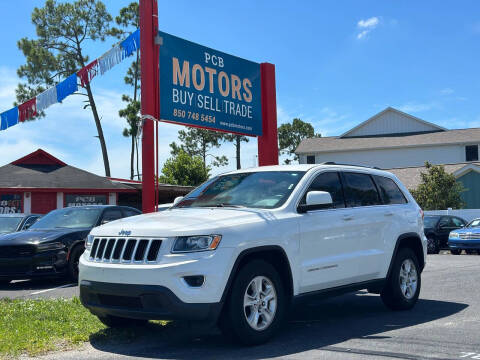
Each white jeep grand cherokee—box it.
[79,164,426,345]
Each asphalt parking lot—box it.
[2,253,479,360]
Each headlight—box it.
[37,242,65,252]
[172,235,222,253]
[449,232,459,238]
[85,235,94,250]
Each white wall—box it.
[300,144,472,169]
[345,111,441,137]
[425,209,480,222]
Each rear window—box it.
[374,176,407,205]
[342,172,381,207]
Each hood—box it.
[0,228,91,246]
[454,227,480,234]
[91,207,278,237]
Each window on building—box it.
[466,145,479,162]
[342,172,381,207]
[373,176,407,205]
[300,172,345,209]
[306,155,316,164]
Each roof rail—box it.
[320,162,381,170]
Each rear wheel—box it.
[219,259,286,345]
[450,249,462,255]
[466,250,476,255]
[68,245,84,281]
[97,315,148,328]
[381,248,421,311]
[427,236,439,254]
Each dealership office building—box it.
[0,149,192,214]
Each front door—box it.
[298,171,356,293]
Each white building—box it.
[296,107,480,208]
[297,107,480,168]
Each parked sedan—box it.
[424,215,467,254]
[0,205,140,285]
[448,218,480,255]
[0,214,41,235]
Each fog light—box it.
[183,275,205,287]
[36,265,54,270]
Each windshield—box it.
[424,216,439,228]
[176,171,305,209]
[467,219,480,228]
[30,208,102,230]
[0,217,22,233]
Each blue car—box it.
[448,218,480,255]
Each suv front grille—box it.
[89,238,163,264]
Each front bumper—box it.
[448,239,480,250]
[80,280,222,322]
[0,250,68,280]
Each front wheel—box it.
[219,260,286,345]
[450,249,462,255]
[381,248,421,311]
[68,245,85,281]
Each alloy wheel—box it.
[243,276,277,331]
[399,259,418,300]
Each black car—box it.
[0,214,41,235]
[424,215,467,254]
[0,205,140,284]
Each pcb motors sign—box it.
[159,31,262,136]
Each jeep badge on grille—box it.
[118,230,132,236]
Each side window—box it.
[374,176,407,205]
[452,217,465,227]
[22,216,39,230]
[306,155,316,164]
[438,217,452,228]
[123,209,140,218]
[102,209,123,224]
[342,172,381,207]
[300,172,345,209]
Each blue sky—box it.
[0,0,479,178]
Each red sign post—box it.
[139,0,278,213]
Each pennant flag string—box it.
[56,74,78,103]
[36,86,57,112]
[0,28,140,132]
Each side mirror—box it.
[173,196,184,206]
[298,191,333,213]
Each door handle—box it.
[342,214,354,221]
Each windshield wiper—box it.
[197,203,245,208]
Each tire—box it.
[219,259,286,345]
[97,315,148,328]
[381,248,421,311]
[450,249,462,255]
[466,250,476,255]
[427,236,439,254]
[68,245,85,281]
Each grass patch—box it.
[0,297,158,359]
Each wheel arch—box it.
[387,233,425,279]
[67,240,85,261]
[220,245,294,305]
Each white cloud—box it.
[358,17,379,29]
[356,16,380,40]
